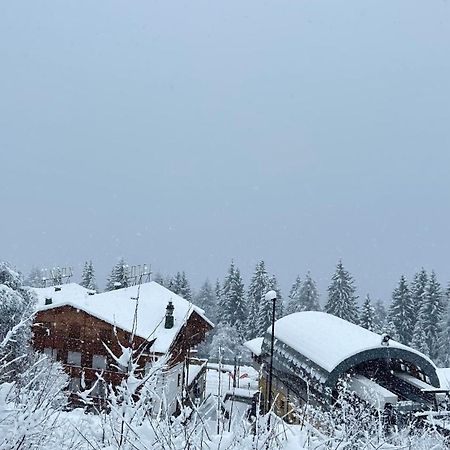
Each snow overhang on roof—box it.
[244,337,264,356]
[264,311,440,388]
[33,282,213,354]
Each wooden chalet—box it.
[32,282,213,414]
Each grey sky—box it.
[1,1,449,302]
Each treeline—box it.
[24,259,450,365]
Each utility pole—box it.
[265,290,277,421]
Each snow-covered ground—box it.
[2,361,448,450]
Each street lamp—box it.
[265,289,277,416]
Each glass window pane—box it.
[67,351,82,366]
[92,355,107,370]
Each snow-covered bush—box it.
[0,262,36,382]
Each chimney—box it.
[45,297,53,305]
[165,301,174,329]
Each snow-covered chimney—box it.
[165,301,174,329]
[45,297,52,305]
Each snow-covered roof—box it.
[270,312,436,375]
[33,282,213,353]
[244,337,264,356]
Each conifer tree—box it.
[388,275,414,345]
[169,272,182,293]
[360,294,375,331]
[246,261,270,339]
[80,260,97,291]
[268,274,283,319]
[410,269,428,333]
[285,275,302,315]
[373,299,388,333]
[298,272,320,312]
[215,279,221,303]
[411,325,431,356]
[105,258,129,291]
[153,272,167,286]
[169,271,192,301]
[437,288,450,366]
[255,273,282,337]
[325,261,359,324]
[415,271,444,360]
[194,279,217,323]
[218,262,246,338]
[179,271,192,302]
[24,267,44,288]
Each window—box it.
[91,380,106,398]
[43,347,57,360]
[69,377,81,392]
[92,355,107,370]
[67,351,82,366]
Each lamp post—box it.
[265,290,277,416]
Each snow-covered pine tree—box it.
[285,275,302,315]
[0,261,36,382]
[410,268,428,333]
[105,258,129,291]
[105,266,116,291]
[169,272,182,294]
[218,261,246,338]
[246,261,270,339]
[437,288,450,366]
[168,271,192,301]
[359,294,375,331]
[153,272,164,285]
[373,299,388,333]
[411,324,431,356]
[416,271,444,360]
[80,260,97,291]
[24,266,44,288]
[268,274,283,319]
[179,271,192,302]
[325,261,359,324]
[215,278,221,304]
[388,275,414,345]
[298,272,320,312]
[194,279,217,323]
[255,273,282,337]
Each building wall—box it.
[33,305,155,393]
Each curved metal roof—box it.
[267,311,439,388]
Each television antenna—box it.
[128,264,152,286]
[42,266,73,287]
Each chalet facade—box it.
[32,282,213,414]
[245,311,442,424]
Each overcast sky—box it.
[1,1,449,302]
